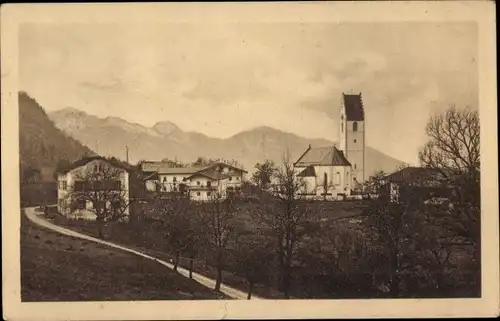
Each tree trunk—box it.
[214,249,223,291]
[189,258,194,279]
[282,264,291,299]
[215,264,222,292]
[247,282,254,300]
[389,251,400,297]
[97,217,104,239]
[174,251,180,272]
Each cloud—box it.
[19,22,478,164]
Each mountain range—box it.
[19,92,95,182]
[48,107,404,176]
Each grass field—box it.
[21,211,226,301]
[44,199,370,299]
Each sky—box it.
[19,22,478,164]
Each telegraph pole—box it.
[126,145,129,164]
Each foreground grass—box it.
[47,200,370,299]
[21,212,226,301]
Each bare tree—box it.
[65,163,130,238]
[232,231,272,299]
[419,106,480,271]
[261,150,317,298]
[200,192,237,292]
[159,195,196,272]
[363,171,434,297]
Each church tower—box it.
[339,92,366,187]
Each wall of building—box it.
[345,120,365,186]
[314,165,351,197]
[57,159,130,219]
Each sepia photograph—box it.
[2,2,498,320]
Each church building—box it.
[293,93,366,198]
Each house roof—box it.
[297,166,316,177]
[144,172,159,181]
[57,156,131,174]
[294,146,351,167]
[343,93,365,121]
[140,161,247,174]
[158,167,205,175]
[385,167,446,183]
[201,162,248,174]
[186,170,231,181]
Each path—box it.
[24,207,263,300]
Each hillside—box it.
[19,92,95,182]
[48,108,404,176]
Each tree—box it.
[192,156,210,167]
[418,106,480,277]
[362,171,432,297]
[260,151,317,298]
[158,195,197,272]
[65,162,131,238]
[200,192,238,291]
[232,232,272,299]
[21,167,41,185]
[252,160,278,190]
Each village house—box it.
[140,161,247,201]
[56,156,130,220]
[384,166,452,203]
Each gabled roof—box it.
[385,167,446,184]
[186,170,231,181]
[158,167,204,175]
[294,146,351,167]
[297,166,316,177]
[343,93,365,121]
[140,161,247,174]
[57,156,131,174]
[201,162,248,174]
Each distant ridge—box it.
[48,107,405,175]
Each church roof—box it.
[343,93,365,121]
[297,166,316,177]
[294,146,351,167]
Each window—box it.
[173,176,177,182]
[183,177,187,181]
[236,176,240,181]
[197,192,201,196]
[197,181,201,186]
[207,192,211,197]
[354,139,357,143]
[63,181,67,190]
[77,199,86,210]
[207,181,212,188]
[341,122,344,133]
[335,172,340,185]
[74,181,84,192]
[323,173,328,186]
[163,177,167,182]
[353,121,358,132]
[354,164,357,169]
[229,177,232,181]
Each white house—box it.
[294,145,352,199]
[57,157,130,220]
[141,161,247,201]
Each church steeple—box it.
[339,92,366,186]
